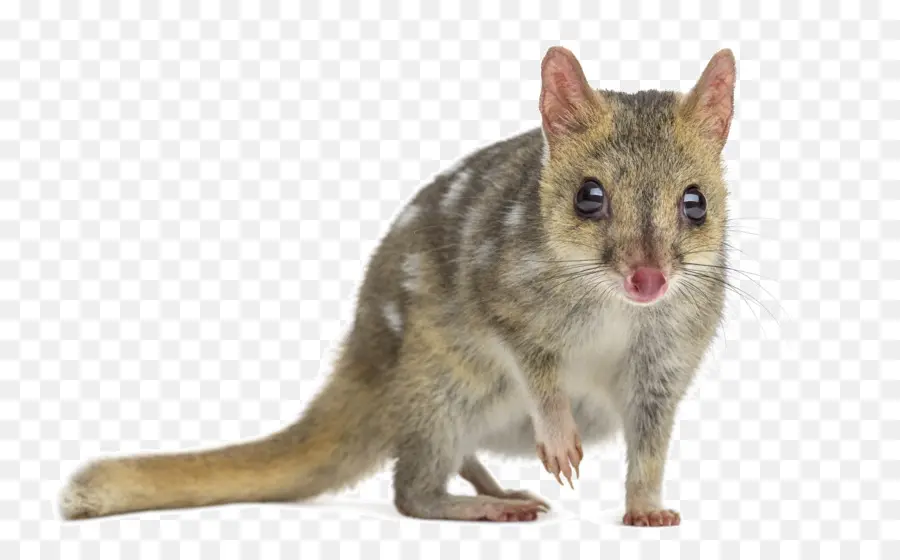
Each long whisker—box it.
[682,262,765,280]
[539,269,609,287]
[679,269,778,323]
[679,262,787,318]
[542,267,612,294]
[563,277,601,324]
[723,226,759,237]
[672,276,733,346]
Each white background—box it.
[1,1,897,558]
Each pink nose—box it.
[624,267,668,303]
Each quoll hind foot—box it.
[622,509,681,527]
[457,455,552,513]
[397,494,549,522]
[496,489,551,512]
[475,498,546,522]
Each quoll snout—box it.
[624,266,668,303]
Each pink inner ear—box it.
[541,74,578,134]
[702,78,732,138]
[692,50,735,143]
[539,47,594,135]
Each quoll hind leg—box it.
[397,493,546,522]
[458,455,551,511]
[392,434,548,522]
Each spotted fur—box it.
[60,47,735,525]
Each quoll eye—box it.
[682,185,707,224]
[574,179,608,219]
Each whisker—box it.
[682,262,765,279]
[542,268,610,294]
[673,276,732,346]
[680,263,787,318]
[723,226,759,237]
[679,269,778,323]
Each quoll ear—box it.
[681,49,737,150]
[539,46,602,139]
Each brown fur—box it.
[60,47,736,526]
[61,364,391,519]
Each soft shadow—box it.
[287,498,578,526]
[584,508,684,532]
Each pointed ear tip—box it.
[541,46,582,78]
[543,46,575,62]
[714,48,736,66]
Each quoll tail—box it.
[59,375,389,520]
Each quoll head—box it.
[537,47,736,306]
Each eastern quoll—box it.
[61,46,736,527]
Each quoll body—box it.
[60,46,736,526]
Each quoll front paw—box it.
[536,431,583,488]
[622,508,680,527]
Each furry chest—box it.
[559,305,634,391]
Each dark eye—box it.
[574,179,608,219]
[682,185,706,224]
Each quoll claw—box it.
[535,432,582,488]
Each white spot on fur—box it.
[402,253,422,292]
[440,169,471,213]
[473,240,495,268]
[394,203,421,230]
[382,301,403,334]
[504,203,525,230]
